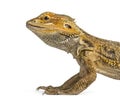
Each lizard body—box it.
[26,12,120,95]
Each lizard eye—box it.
[64,24,72,29]
[44,16,49,20]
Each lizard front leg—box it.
[37,57,96,95]
[37,73,80,94]
[58,71,96,95]
[57,57,97,95]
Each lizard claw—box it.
[37,85,60,95]
[37,85,53,91]
[37,86,47,90]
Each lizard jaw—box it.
[26,22,45,30]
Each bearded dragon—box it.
[26,12,120,95]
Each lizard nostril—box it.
[33,20,37,23]
[32,19,43,23]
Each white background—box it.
[0,0,120,101]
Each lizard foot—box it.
[37,86,60,95]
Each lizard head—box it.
[26,12,81,52]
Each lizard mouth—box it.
[26,24,45,29]
[26,21,45,30]
[30,25,45,28]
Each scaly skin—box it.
[26,12,120,95]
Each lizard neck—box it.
[79,28,101,46]
[70,28,102,58]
